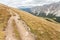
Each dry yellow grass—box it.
[0,5,11,40]
[11,8,60,40]
[0,4,60,40]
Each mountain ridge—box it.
[31,1,60,17]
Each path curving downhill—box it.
[5,9,35,40]
[13,12,35,40]
[5,16,17,40]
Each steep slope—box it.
[0,4,60,40]
[11,8,60,40]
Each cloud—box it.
[0,0,60,8]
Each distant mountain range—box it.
[31,1,60,17]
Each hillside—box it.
[11,8,60,40]
[0,4,60,40]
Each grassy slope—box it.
[0,5,11,40]
[0,4,60,40]
[11,8,60,40]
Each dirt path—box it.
[13,14,35,40]
[5,16,17,40]
[11,10,35,40]
[5,9,35,40]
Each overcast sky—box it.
[0,0,60,8]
